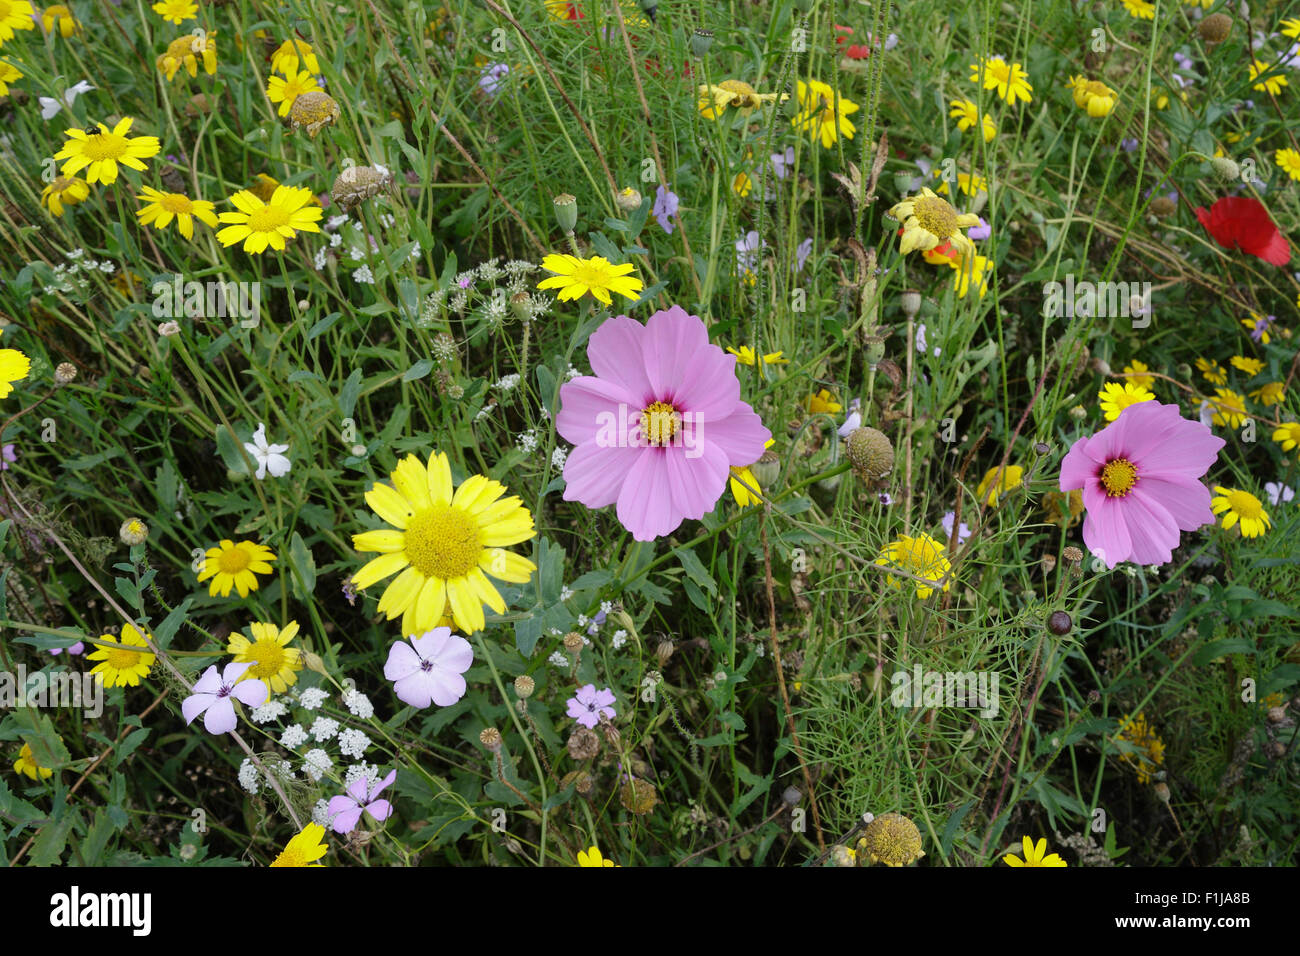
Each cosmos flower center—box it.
[404,505,481,580]
[246,205,290,233]
[641,401,679,446]
[912,195,960,240]
[82,133,125,161]
[218,546,251,574]
[1100,458,1138,497]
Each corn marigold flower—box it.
[1121,359,1154,389]
[729,438,776,507]
[1229,355,1264,377]
[1274,421,1300,454]
[157,31,217,81]
[792,79,859,148]
[577,845,618,866]
[0,0,36,42]
[1249,58,1288,95]
[0,347,30,398]
[40,175,89,217]
[88,623,156,688]
[1115,712,1165,784]
[1208,387,1247,428]
[267,69,319,117]
[270,38,321,76]
[807,388,842,414]
[135,186,218,241]
[1249,381,1284,406]
[351,451,537,635]
[1195,196,1291,266]
[1067,74,1118,117]
[1121,0,1154,17]
[0,60,21,97]
[1059,401,1224,568]
[555,306,771,541]
[1195,357,1227,385]
[1004,836,1066,867]
[199,539,277,597]
[976,464,1023,506]
[13,742,55,781]
[875,533,951,598]
[1276,148,1300,182]
[289,90,340,138]
[269,822,328,867]
[949,251,990,298]
[183,661,268,734]
[1098,381,1155,422]
[150,0,195,24]
[949,99,996,142]
[888,188,980,257]
[216,185,322,254]
[727,345,788,367]
[697,79,779,119]
[54,117,161,186]
[970,56,1032,105]
[537,253,644,306]
[933,168,988,197]
[1211,486,1270,537]
[227,621,303,693]
[40,4,79,37]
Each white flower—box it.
[342,688,373,719]
[516,430,538,453]
[313,247,328,270]
[251,698,288,724]
[560,586,574,602]
[338,728,371,758]
[494,374,521,391]
[243,422,291,480]
[611,629,628,650]
[303,748,333,782]
[344,761,380,788]
[547,651,568,667]
[298,688,329,710]
[311,798,333,827]
[352,264,375,284]
[1264,481,1295,507]
[551,446,568,470]
[238,758,260,794]
[280,723,308,748]
[310,716,340,741]
[39,80,95,121]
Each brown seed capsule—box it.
[54,362,77,385]
[479,727,503,751]
[655,639,674,666]
[562,631,584,654]
[566,726,600,760]
[289,90,341,138]
[1063,546,1083,564]
[330,164,394,212]
[1048,611,1072,635]
[845,427,894,482]
[1150,195,1177,218]
[620,778,659,815]
[1199,12,1231,44]
[513,675,535,699]
[1041,554,1057,574]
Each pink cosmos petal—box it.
[329,803,364,834]
[562,440,638,508]
[202,698,238,735]
[1082,493,1132,568]
[664,440,730,521]
[191,665,223,696]
[555,376,639,446]
[1058,436,1093,491]
[642,305,710,398]
[616,449,678,540]
[703,404,773,466]
[587,315,654,402]
[1116,488,1181,566]
[1130,421,1225,478]
[394,672,437,708]
[182,692,214,726]
[384,641,421,681]
[671,346,741,421]
[1134,475,1214,531]
[345,777,370,803]
[365,798,393,822]
[231,677,268,708]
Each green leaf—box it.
[338,367,364,419]
[214,424,248,473]
[402,359,435,382]
[514,614,543,657]
[288,533,317,600]
[31,812,75,866]
[677,548,717,595]
[152,599,193,651]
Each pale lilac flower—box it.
[652,184,679,233]
[878,492,893,505]
[735,231,765,275]
[326,768,397,834]
[1121,137,1140,152]
[838,407,862,438]
[771,146,796,180]
[49,640,84,657]
[1249,314,1276,343]
[243,423,290,480]
[1264,482,1295,507]
[795,237,813,273]
[183,662,268,735]
[942,511,972,544]
[567,684,616,729]
[587,608,606,636]
[1,444,16,470]
[479,62,509,98]
[967,217,991,241]
[384,627,473,708]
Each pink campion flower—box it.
[326,768,397,834]
[182,662,268,735]
[556,306,771,541]
[384,627,472,708]
[567,684,616,729]
[1059,401,1225,568]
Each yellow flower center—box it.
[218,546,251,574]
[1224,490,1263,518]
[104,645,143,670]
[270,846,309,867]
[246,205,290,234]
[912,194,960,241]
[719,79,757,106]
[158,193,194,213]
[165,36,195,57]
[1100,458,1138,497]
[245,640,286,677]
[81,133,126,162]
[641,401,679,446]
[404,505,482,580]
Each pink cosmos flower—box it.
[1059,401,1224,568]
[182,662,268,735]
[556,305,771,541]
[326,768,397,834]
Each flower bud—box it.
[553,193,578,234]
[1210,156,1240,181]
[1199,12,1231,43]
[899,289,921,320]
[119,518,149,546]
[750,446,781,487]
[863,334,887,369]
[1150,195,1177,217]
[1048,611,1072,635]
[614,186,642,213]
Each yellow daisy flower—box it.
[727,346,788,367]
[1211,487,1270,537]
[0,60,21,97]
[1249,59,1288,96]
[216,185,323,254]
[1115,712,1165,784]
[1283,18,1300,39]
[1276,148,1300,182]
[1249,381,1284,406]
[351,451,538,636]
[806,389,842,415]
[696,79,779,120]
[1273,421,1300,453]
[791,79,859,149]
[270,38,321,77]
[136,186,219,241]
[1067,74,1118,117]
[227,621,303,693]
[576,845,619,867]
[536,254,644,306]
[949,99,997,142]
[732,170,754,197]
[1121,359,1154,389]
[270,822,328,867]
[198,539,277,597]
[975,464,1024,506]
[157,31,217,81]
[1229,355,1264,377]
[949,251,990,299]
[933,168,988,197]
[1121,0,1155,18]
[888,187,980,257]
[970,56,1033,105]
[40,4,80,37]
[1004,836,1067,867]
[1195,357,1227,385]
[149,0,196,25]
[0,0,36,42]
[0,347,30,398]
[875,533,951,599]
[54,117,161,186]
[1098,381,1155,421]
[87,623,156,688]
[729,438,775,507]
[1208,388,1247,429]
[267,70,320,117]
[13,742,55,781]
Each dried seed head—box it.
[479,727,503,751]
[1041,554,1057,574]
[513,674,535,699]
[620,778,659,815]
[863,333,888,368]
[845,427,895,481]
[655,639,674,666]
[566,726,600,760]
[899,289,921,320]
[1063,546,1084,564]
[562,631,584,654]
[330,164,394,212]
[1210,156,1240,181]
[1199,12,1231,43]
[54,362,77,385]
[857,812,924,867]
[1150,195,1177,217]
[289,91,341,138]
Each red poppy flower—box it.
[833,24,853,45]
[844,44,871,59]
[1194,196,1291,266]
